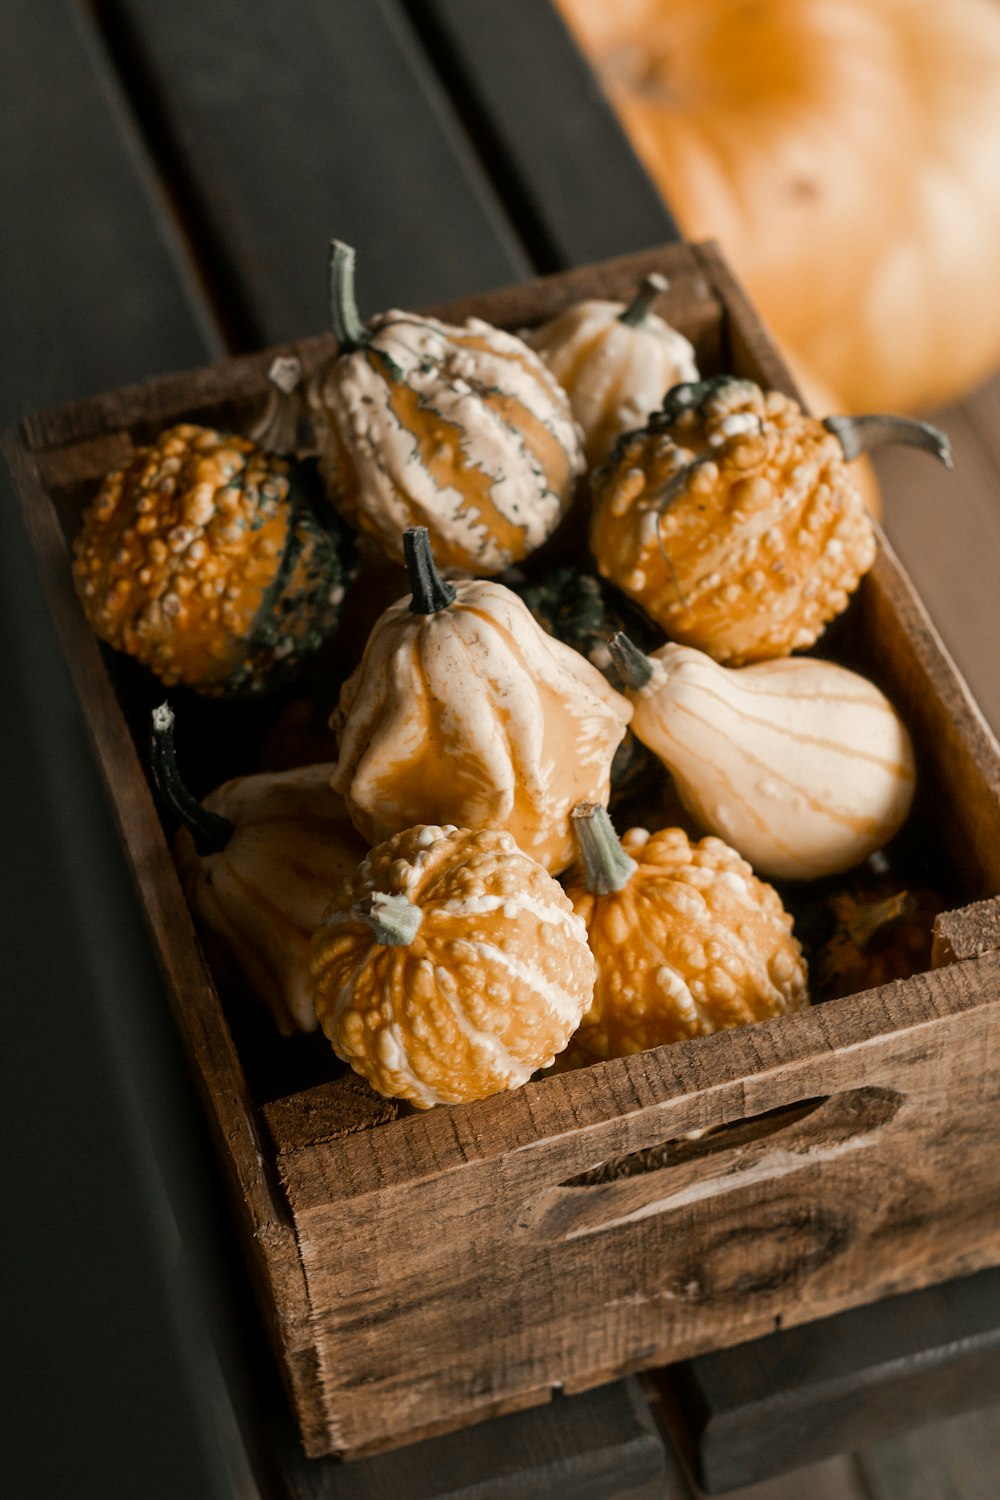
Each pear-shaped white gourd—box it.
[609,634,916,880]
[526,273,699,466]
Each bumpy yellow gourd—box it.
[564,804,808,1062]
[610,634,916,880]
[590,377,950,664]
[308,241,585,575]
[331,528,632,874]
[311,824,596,1107]
[151,705,366,1034]
[526,273,699,465]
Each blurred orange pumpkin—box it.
[557,0,1000,413]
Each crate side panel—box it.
[280,959,1000,1456]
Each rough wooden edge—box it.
[933,897,1000,966]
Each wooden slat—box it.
[99,0,531,345]
[413,0,681,269]
[656,1266,1000,1493]
[270,1377,671,1500]
[0,0,219,424]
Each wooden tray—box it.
[6,241,1000,1462]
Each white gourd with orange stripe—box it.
[310,824,596,1107]
[308,242,584,574]
[331,528,632,875]
[526,274,699,466]
[610,634,915,879]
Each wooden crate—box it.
[6,241,1000,1462]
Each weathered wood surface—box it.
[8,242,1000,1465]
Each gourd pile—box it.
[75,243,952,1111]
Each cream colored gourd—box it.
[331,528,632,874]
[151,705,366,1033]
[311,824,596,1108]
[609,635,916,879]
[564,804,808,1061]
[526,274,699,465]
[308,241,585,574]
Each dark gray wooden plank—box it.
[411,0,681,270]
[270,1378,671,1500]
[0,0,220,423]
[657,1267,1000,1493]
[856,1402,1000,1500]
[99,0,531,346]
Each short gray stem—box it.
[360,891,423,947]
[608,632,654,691]
[823,413,953,469]
[571,803,637,896]
[619,272,668,328]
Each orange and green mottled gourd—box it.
[590,377,951,664]
[73,405,355,695]
[307,241,585,574]
[331,527,632,874]
[609,633,916,881]
[151,704,366,1034]
[311,824,596,1107]
[526,272,699,465]
[564,803,808,1063]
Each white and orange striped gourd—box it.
[564,804,808,1061]
[609,634,916,880]
[308,241,585,574]
[331,528,632,874]
[311,824,596,1107]
[527,273,699,465]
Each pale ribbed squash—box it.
[151,704,365,1034]
[331,528,632,874]
[311,824,595,1107]
[609,634,916,880]
[590,377,950,664]
[526,274,699,465]
[564,804,808,1062]
[308,241,584,575]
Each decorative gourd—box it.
[307,241,585,574]
[556,0,1000,414]
[526,274,699,464]
[590,377,951,664]
[73,418,356,695]
[310,824,596,1107]
[332,528,632,873]
[564,804,808,1061]
[610,633,917,880]
[151,703,366,1034]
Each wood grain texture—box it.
[98,0,530,345]
[7,243,1000,1462]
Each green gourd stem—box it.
[361,891,423,946]
[619,272,668,328]
[328,240,369,353]
[823,413,953,469]
[571,803,637,896]
[608,632,655,691]
[149,703,234,856]
[404,526,457,614]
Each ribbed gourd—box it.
[564,803,808,1062]
[311,824,596,1107]
[590,377,951,664]
[331,527,632,874]
[526,273,699,465]
[610,633,917,880]
[151,704,366,1034]
[308,240,585,575]
[73,416,355,695]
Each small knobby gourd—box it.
[307,240,585,575]
[610,633,917,880]
[310,824,596,1108]
[151,704,366,1034]
[526,273,699,465]
[590,377,951,664]
[564,804,808,1062]
[331,527,632,873]
[73,406,356,695]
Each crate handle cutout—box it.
[513,1086,904,1244]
